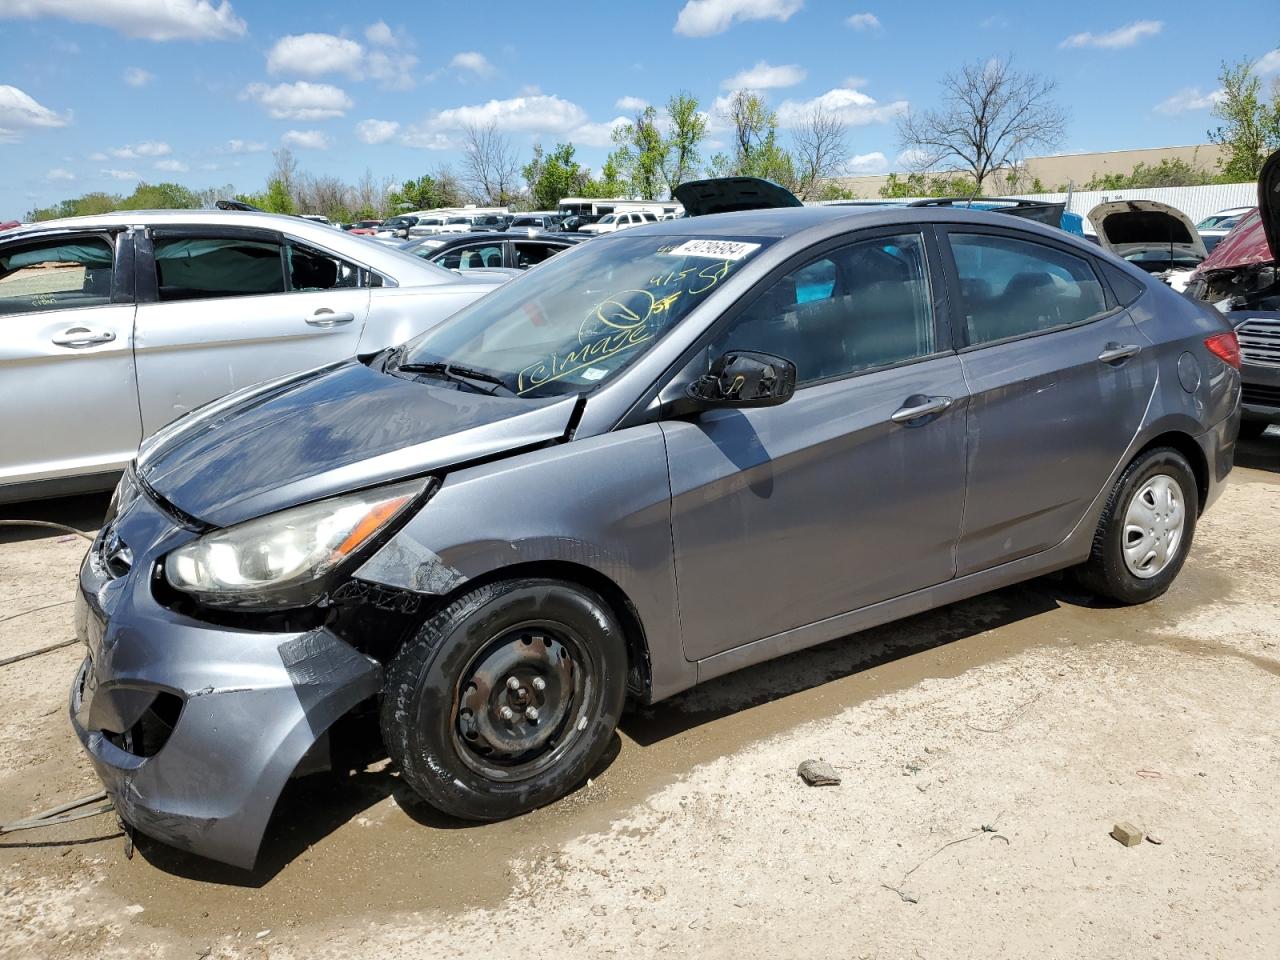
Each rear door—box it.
[0,229,140,489]
[133,226,369,435]
[663,228,969,660]
[938,226,1154,575]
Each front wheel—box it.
[1076,447,1198,604]
[380,578,628,821]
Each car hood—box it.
[1086,200,1207,259]
[674,176,803,216]
[1196,151,1280,274]
[136,359,579,527]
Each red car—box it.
[347,219,383,236]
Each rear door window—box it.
[0,235,115,315]
[153,236,285,301]
[435,243,505,270]
[948,233,1108,347]
[513,241,562,268]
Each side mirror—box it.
[687,350,796,408]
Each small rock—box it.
[124,904,144,915]
[1146,833,1164,846]
[797,759,841,787]
[256,929,271,939]
[1111,822,1143,847]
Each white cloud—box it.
[1060,20,1162,49]
[107,139,170,159]
[615,95,649,111]
[366,50,417,90]
[225,138,266,153]
[356,118,399,144]
[846,151,888,173]
[401,129,457,150]
[1154,87,1225,115]
[0,0,246,41]
[268,33,364,78]
[154,158,189,172]
[1257,48,1280,74]
[721,60,806,90]
[775,86,907,127]
[101,168,139,180]
[46,167,74,181]
[281,129,331,150]
[123,66,153,87]
[0,84,70,141]
[845,12,879,30]
[432,93,588,133]
[896,147,931,169]
[365,20,396,46]
[570,115,631,147]
[241,81,351,120]
[449,51,495,77]
[674,0,803,37]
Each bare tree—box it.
[270,147,300,204]
[790,105,849,199]
[460,122,522,205]
[896,57,1068,192]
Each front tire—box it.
[1076,447,1198,604]
[380,578,627,821]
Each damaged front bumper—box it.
[70,485,381,869]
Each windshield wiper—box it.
[395,360,514,396]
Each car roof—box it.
[621,203,1071,240]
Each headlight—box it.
[164,478,426,608]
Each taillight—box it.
[1204,332,1241,369]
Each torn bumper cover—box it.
[69,491,381,870]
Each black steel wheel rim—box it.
[451,620,593,781]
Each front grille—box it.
[93,522,132,578]
[1238,318,1280,367]
[1242,382,1280,408]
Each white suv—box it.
[578,211,657,235]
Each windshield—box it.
[598,214,617,224]
[395,234,771,397]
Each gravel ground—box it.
[1,437,1278,959]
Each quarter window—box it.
[948,233,1108,346]
[713,233,936,385]
[287,241,360,290]
[154,236,285,301]
[0,236,115,315]
[513,242,561,268]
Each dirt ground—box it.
[2,437,1278,960]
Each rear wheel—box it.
[1076,447,1198,604]
[380,578,627,821]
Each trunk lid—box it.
[674,177,803,217]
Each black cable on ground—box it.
[0,638,80,668]
[0,519,96,542]
[0,791,112,835]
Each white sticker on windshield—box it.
[664,239,761,261]
[581,367,609,381]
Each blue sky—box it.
[1,0,1277,217]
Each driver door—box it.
[662,230,970,661]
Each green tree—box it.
[387,169,464,211]
[119,182,199,210]
[1082,156,1216,191]
[1208,58,1280,181]
[878,171,981,199]
[611,105,666,199]
[716,90,795,188]
[660,92,707,195]
[523,142,590,209]
[582,156,629,198]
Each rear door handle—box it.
[305,309,355,327]
[1097,342,1141,364]
[52,327,116,347]
[890,395,954,424]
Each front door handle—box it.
[890,395,954,424]
[51,326,116,347]
[1097,342,1141,364]
[306,309,356,327]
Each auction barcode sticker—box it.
[664,239,761,260]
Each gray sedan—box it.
[0,210,506,502]
[73,204,1239,868]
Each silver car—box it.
[0,210,505,502]
[72,204,1239,869]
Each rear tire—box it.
[380,578,627,821]
[1075,447,1198,605]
